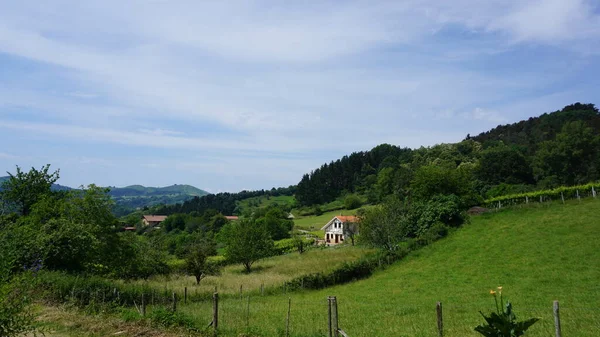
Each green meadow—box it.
[172,199,600,336]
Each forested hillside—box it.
[295,103,600,206]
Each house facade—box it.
[320,215,359,245]
[142,215,167,226]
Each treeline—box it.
[296,103,600,206]
[154,185,296,216]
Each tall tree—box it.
[220,219,274,273]
[0,165,60,216]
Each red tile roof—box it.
[335,215,359,222]
[143,215,167,222]
[225,216,239,221]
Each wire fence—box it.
[126,291,600,337]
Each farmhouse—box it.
[321,215,359,245]
[225,216,239,221]
[142,215,167,226]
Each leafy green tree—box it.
[185,239,219,284]
[0,165,60,216]
[477,145,533,185]
[220,219,274,273]
[344,194,362,210]
[533,121,600,186]
[357,198,408,251]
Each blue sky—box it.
[1,0,599,192]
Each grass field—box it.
[293,209,358,234]
[237,195,295,213]
[170,198,600,336]
[122,244,373,298]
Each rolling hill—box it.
[0,178,209,215]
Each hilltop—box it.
[0,178,209,216]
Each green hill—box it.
[0,177,209,216]
[183,199,600,336]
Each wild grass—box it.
[122,245,373,298]
[293,209,358,232]
[176,198,600,336]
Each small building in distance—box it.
[321,215,359,245]
[225,216,239,221]
[142,215,167,226]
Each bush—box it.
[344,194,363,210]
[0,273,37,337]
[408,194,466,237]
[148,307,198,331]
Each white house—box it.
[320,215,359,245]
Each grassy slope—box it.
[125,245,373,297]
[180,199,600,337]
[293,209,358,233]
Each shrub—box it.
[0,270,38,337]
[148,307,197,331]
[344,194,363,210]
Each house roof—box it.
[143,215,167,222]
[320,215,359,230]
[225,216,239,221]
[124,227,137,231]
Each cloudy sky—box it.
[1,0,599,192]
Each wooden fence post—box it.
[286,297,291,337]
[246,295,250,329]
[141,293,146,316]
[436,302,443,337]
[184,287,187,304]
[172,292,177,312]
[593,186,597,198]
[327,296,339,337]
[577,189,581,202]
[151,290,155,306]
[328,297,333,337]
[261,283,264,296]
[561,192,565,204]
[553,300,562,337]
[213,292,219,337]
[240,285,243,300]
[526,195,529,204]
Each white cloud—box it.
[0,1,598,189]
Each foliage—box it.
[219,218,274,272]
[357,198,408,251]
[485,182,600,207]
[475,287,539,337]
[184,239,220,284]
[343,194,363,210]
[0,164,60,216]
[358,195,465,250]
[0,274,38,336]
[254,207,294,240]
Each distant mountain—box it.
[0,178,209,216]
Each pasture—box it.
[174,198,600,336]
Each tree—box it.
[185,240,219,285]
[343,221,359,246]
[344,194,362,210]
[533,121,600,186]
[357,198,409,251]
[0,165,60,216]
[477,145,533,185]
[220,219,274,273]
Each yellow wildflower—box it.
[490,290,496,295]
[497,286,503,291]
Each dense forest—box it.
[296,103,600,206]
[154,185,296,216]
[148,103,600,215]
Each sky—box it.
[1,0,600,193]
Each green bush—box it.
[148,307,198,331]
[0,271,37,337]
[344,194,363,210]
